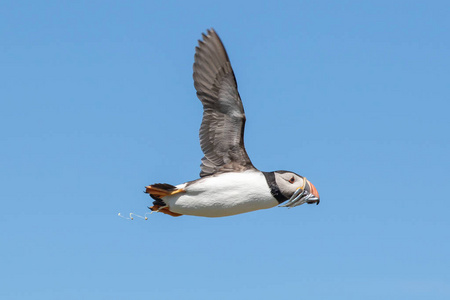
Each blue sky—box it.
[1,1,449,299]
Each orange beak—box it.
[306,180,320,205]
[280,178,320,208]
[308,180,320,199]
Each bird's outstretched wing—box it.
[193,29,255,177]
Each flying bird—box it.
[145,29,320,217]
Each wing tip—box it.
[197,28,216,45]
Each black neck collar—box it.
[262,172,288,204]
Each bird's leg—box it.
[149,205,183,217]
[145,185,185,198]
[145,184,185,217]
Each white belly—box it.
[164,171,278,217]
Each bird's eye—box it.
[288,176,295,184]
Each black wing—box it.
[193,29,255,177]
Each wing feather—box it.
[193,29,255,177]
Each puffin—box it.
[145,29,320,217]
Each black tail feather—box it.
[151,183,177,191]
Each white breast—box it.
[164,170,278,217]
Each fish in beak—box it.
[280,179,320,208]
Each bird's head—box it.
[274,171,320,207]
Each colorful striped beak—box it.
[305,180,320,205]
[280,178,320,208]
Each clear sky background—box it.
[1,1,449,299]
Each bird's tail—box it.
[144,183,185,217]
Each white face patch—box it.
[274,172,306,199]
